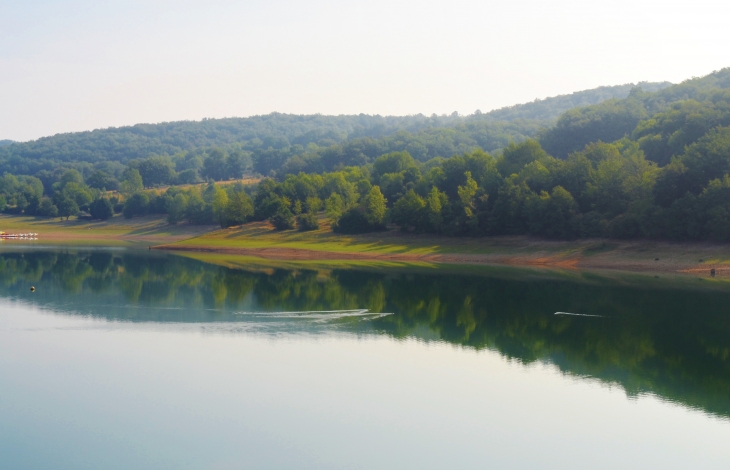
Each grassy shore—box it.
[4,213,730,278]
[0,214,217,247]
[156,218,730,278]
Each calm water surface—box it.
[1,249,729,469]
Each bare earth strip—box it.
[4,214,729,277]
[154,244,721,274]
[154,220,730,277]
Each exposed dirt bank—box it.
[154,241,730,277]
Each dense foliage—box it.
[5,69,730,242]
[0,81,668,181]
[541,69,730,158]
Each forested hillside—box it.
[540,69,730,158]
[5,68,730,243]
[0,81,669,179]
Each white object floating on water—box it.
[554,312,603,318]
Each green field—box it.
[0,214,216,247]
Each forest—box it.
[2,69,730,242]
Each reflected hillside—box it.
[1,249,729,420]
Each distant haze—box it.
[1,0,729,142]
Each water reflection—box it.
[1,249,729,420]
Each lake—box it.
[1,248,729,469]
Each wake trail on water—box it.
[233,309,393,321]
[554,312,604,318]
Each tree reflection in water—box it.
[1,249,729,420]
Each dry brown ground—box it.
[158,238,730,277]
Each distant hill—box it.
[0,81,671,176]
[473,81,671,123]
[540,68,730,158]
[0,140,15,147]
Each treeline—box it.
[217,130,730,241]
[0,81,669,180]
[4,68,730,243]
[0,169,119,220]
[116,121,730,242]
[541,69,730,159]
[121,181,255,228]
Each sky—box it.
[1,0,729,142]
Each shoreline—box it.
[3,214,729,277]
[153,242,728,277]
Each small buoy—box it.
[30,286,35,292]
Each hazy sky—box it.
[1,0,729,142]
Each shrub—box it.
[333,208,376,234]
[89,197,114,220]
[122,193,150,219]
[296,213,319,231]
[270,207,295,230]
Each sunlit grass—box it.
[173,218,547,256]
[0,214,216,246]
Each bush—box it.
[122,193,150,219]
[89,197,114,220]
[296,213,319,231]
[176,169,200,185]
[333,208,379,234]
[36,197,58,217]
[270,207,295,230]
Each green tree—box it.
[123,193,150,219]
[372,151,417,180]
[89,198,114,220]
[325,193,344,224]
[225,192,254,226]
[425,187,445,233]
[176,169,200,184]
[167,193,189,224]
[497,140,550,177]
[292,200,303,215]
[296,213,319,231]
[457,171,478,219]
[202,148,228,181]
[363,186,387,226]
[36,197,57,217]
[270,207,295,230]
[185,191,214,224]
[86,170,119,191]
[391,189,426,232]
[59,169,83,187]
[132,156,177,186]
[62,182,93,207]
[542,186,580,239]
[305,196,322,213]
[211,189,229,227]
[120,168,144,194]
[227,150,249,179]
[57,197,79,220]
